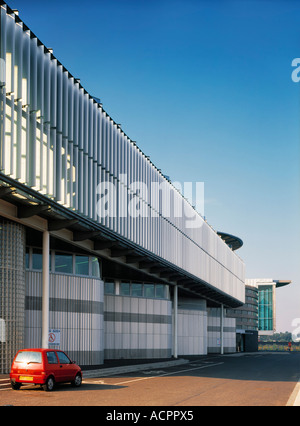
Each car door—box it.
[56,351,76,382]
[45,351,62,383]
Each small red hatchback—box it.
[10,348,82,391]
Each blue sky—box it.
[8,0,300,332]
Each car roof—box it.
[16,348,59,352]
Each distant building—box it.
[246,279,291,336]
[227,278,291,351]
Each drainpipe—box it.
[42,230,50,349]
[173,285,178,359]
[220,304,224,355]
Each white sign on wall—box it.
[48,329,61,347]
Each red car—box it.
[10,348,82,391]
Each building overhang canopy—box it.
[275,280,292,288]
[0,175,244,309]
[217,231,243,251]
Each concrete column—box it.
[220,304,224,355]
[41,231,50,349]
[173,285,178,359]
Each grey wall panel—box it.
[25,271,104,366]
[104,295,172,359]
[207,308,236,354]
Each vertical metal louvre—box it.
[0,4,245,303]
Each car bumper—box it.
[10,373,46,385]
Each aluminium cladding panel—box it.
[104,295,172,359]
[177,310,207,356]
[0,5,245,305]
[207,308,236,354]
[25,271,104,365]
[177,298,207,356]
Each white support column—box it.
[173,285,178,359]
[220,304,224,355]
[41,230,50,349]
[115,279,120,295]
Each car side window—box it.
[56,351,71,364]
[47,351,58,364]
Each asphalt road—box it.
[1,352,299,407]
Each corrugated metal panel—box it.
[104,294,172,359]
[25,271,104,365]
[0,4,245,304]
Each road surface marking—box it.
[286,377,300,406]
[113,362,224,386]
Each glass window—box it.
[15,351,42,364]
[120,282,130,296]
[55,253,73,274]
[32,248,43,270]
[104,282,115,295]
[132,283,143,297]
[75,255,89,276]
[46,351,58,364]
[91,257,100,277]
[56,351,71,364]
[144,284,155,298]
[155,284,166,299]
[25,248,30,269]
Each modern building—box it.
[227,285,259,352]
[246,279,291,336]
[0,1,245,373]
[227,278,292,352]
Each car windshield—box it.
[15,351,42,364]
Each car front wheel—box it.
[71,373,82,387]
[43,376,55,392]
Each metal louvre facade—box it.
[25,271,104,366]
[0,1,244,306]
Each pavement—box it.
[1,352,300,405]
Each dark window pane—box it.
[32,248,43,270]
[25,248,29,269]
[144,284,155,298]
[55,253,73,274]
[120,283,130,296]
[132,283,143,297]
[56,351,71,364]
[155,284,166,298]
[46,351,58,364]
[104,282,115,295]
[75,255,89,276]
